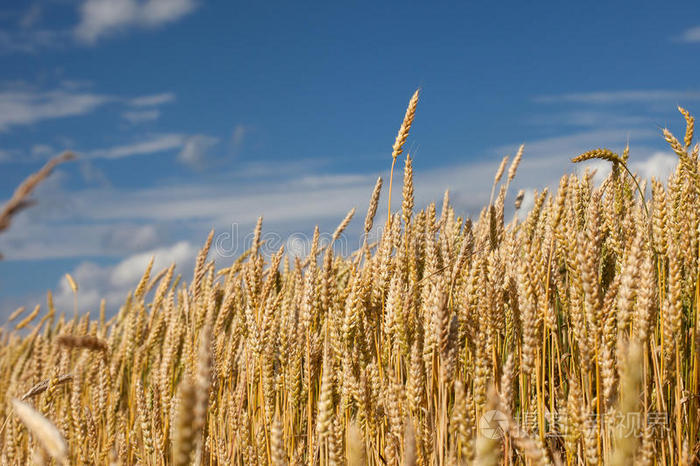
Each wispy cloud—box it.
[0,88,111,130]
[0,5,66,54]
[84,132,220,164]
[678,26,700,43]
[178,134,220,168]
[31,144,54,158]
[232,125,248,146]
[0,149,14,161]
[128,92,175,107]
[228,124,254,157]
[74,0,198,44]
[86,133,185,159]
[0,28,70,54]
[19,5,42,29]
[534,90,700,104]
[0,84,179,158]
[0,221,161,260]
[525,110,650,129]
[122,109,160,123]
[79,160,111,187]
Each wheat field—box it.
[1,92,699,465]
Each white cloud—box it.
[69,177,375,225]
[20,5,43,29]
[58,80,94,91]
[0,89,111,130]
[106,224,160,251]
[0,126,683,265]
[78,132,220,163]
[141,0,197,25]
[678,26,700,43]
[525,111,650,128]
[0,149,16,161]
[0,29,69,54]
[492,128,656,166]
[75,0,198,44]
[0,1,197,54]
[128,92,175,107]
[0,137,684,321]
[0,222,166,261]
[0,85,176,139]
[560,152,678,198]
[75,0,137,44]
[87,133,185,159]
[109,241,195,288]
[178,134,219,167]
[53,240,198,313]
[232,125,248,147]
[122,109,160,123]
[535,90,700,104]
[228,124,254,157]
[79,160,111,186]
[630,151,677,181]
[31,144,54,158]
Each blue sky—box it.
[1,0,700,317]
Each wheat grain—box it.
[7,306,25,323]
[56,334,109,353]
[388,89,420,218]
[11,398,68,464]
[572,148,624,164]
[15,304,41,330]
[364,176,383,235]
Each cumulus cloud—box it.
[53,240,198,314]
[75,0,198,44]
[630,151,678,182]
[109,241,195,288]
